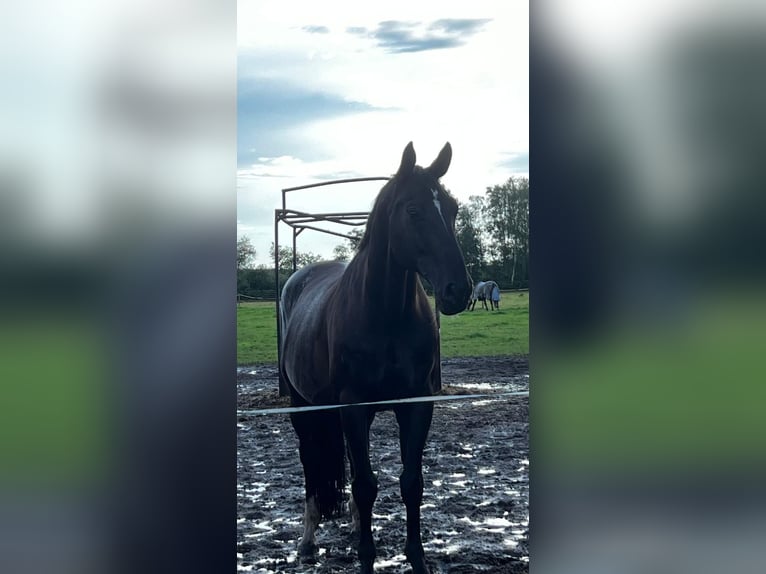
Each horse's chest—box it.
[381,343,421,382]
[338,335,435,394]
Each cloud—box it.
[237,77,394,166]
[238,155,367,182]
[302,25,329,34]
[347,18,493,53]
[429,18,493,35]
[238,156,303,178]
[497,151,529,174]
[237,78,377,129]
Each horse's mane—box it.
[356,174,399,254]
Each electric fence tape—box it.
[237,390,529,417]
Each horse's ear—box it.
[397,142,416,178]
[427,142,452,179]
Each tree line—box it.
[237,176,529,299]
[455,176,529,289]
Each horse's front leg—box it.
[346,443,362,535]
[394,402,434,574]
[341,405,377,574]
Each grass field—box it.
[538,291,766,471]
[237,291,529,364]
[1,318,106,483]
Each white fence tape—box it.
[237,390,529,417]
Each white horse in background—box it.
[468,280,500,311]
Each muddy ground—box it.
[237,356,529,573]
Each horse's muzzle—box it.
[438,280,472,315]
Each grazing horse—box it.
[468,280,500,311]
[468,280,487,311]
[279,142,472,574]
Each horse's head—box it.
[387,142,473,315]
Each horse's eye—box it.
[406,204,422,219]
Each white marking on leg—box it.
[299,495,320,551]
[431,188,448,230]
[349,492,361,534]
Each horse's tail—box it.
[290,408,347,519]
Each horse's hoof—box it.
[406,549,430,574]
[410,558,431,574]
[299,554,317,565]
[297,541,317,557]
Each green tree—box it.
[237,236,256,271]
[332,244,351,261]
[455,203,484,281]
[237,236,257,297]
[238,267,277,298]
[268,242,322,273]
[482,177,529,287]
[346,228,365,251]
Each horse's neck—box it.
[352,240,418,325]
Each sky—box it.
[237,1,528,266]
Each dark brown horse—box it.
[278,142,472,573]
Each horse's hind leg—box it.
[290,408,346,558]
[395,402,434,574]
[291,410,321,557]
[341,405,377,574]
[299,495,320,556]
[348,490,361,535]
